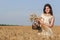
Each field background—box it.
[0,26,60,40]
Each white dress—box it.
[40,13,53,36]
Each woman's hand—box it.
[39,18,44,25]
[40,20,44,24]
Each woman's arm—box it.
[44,16,55,28]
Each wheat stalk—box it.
[29,13,38,22]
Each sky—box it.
[0,0,60,26]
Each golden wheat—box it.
[0,26,60,40]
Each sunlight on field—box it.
[0,26,60,40]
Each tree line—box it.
[0,24,19,26]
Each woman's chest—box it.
[42,15,51,21]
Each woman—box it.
[38,4,55,36]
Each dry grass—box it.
[0,26,60,40]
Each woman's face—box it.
[45,6,50,14]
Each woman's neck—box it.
[44,13,51,16]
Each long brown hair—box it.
[43,4,53,16]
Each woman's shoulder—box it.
[50,15,55,20]
[50,15,54,18]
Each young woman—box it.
[38,4,55,36]
[32,3,54,36]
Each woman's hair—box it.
[43,3,53,15]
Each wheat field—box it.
[0,26,60,40]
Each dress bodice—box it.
[40,13,53,25]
